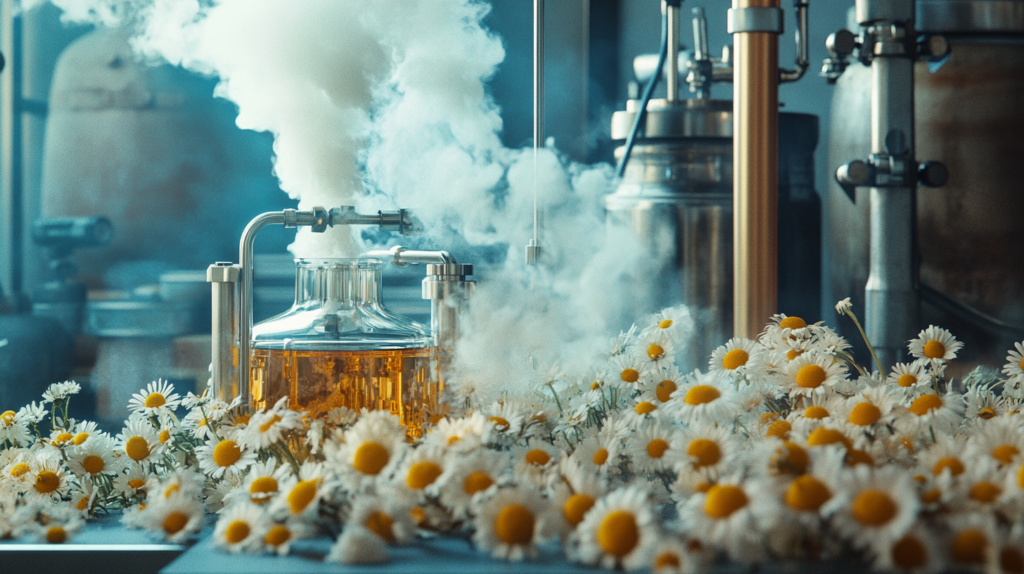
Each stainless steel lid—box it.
[610,98,732,140]
[917,0,1024,34]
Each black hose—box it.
[615,8,670,180]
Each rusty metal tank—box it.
[825,0,1024,367]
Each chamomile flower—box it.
[26,458,68,501]
[945,512,996,570]
[667,422,742,481]
[482,401,526,439]
[213,502,268,553]
[512,443,559,488]
[839,387,900,439]
[627,422,681,474]
[113,463,151,498]
[780,352,848,399]
[327,411,407,490]
[786,394,844,434]
[195,437,256,479]
[548,457,607,536]
[887,362,932,395]
[677,476,778,563]
[1002,341,1024,395]
[326,525,389,565]
[348,488,416,544]
[69,478,97,514]
[651,364,686,404]
[610,352,651,390]
[142,494,204,543]
[822,466,919,550]
[638,330,675,367]
[988,526,1024,574]
[262,519,313,556]
[128,379,181,417]
[709,338,764,377]
[965,418,1024,467]
[644,306,691,342]
[237,397,304,450]
[66,435,122,477]
[947,459,1008,512]
[326,406,359,427]
[650,536,698,574]
[70,420,103,447]
[42,380,81,403]
[760,314,813,349]
[571,486,658,570]
[16,401,48,425]
[422,412,487,451]
[232,459,291,506]
[572,431,623,476]
[472,486,552,561]
[437,449,509,520]
[269,462,327,519]
[665,373,741,425]
[963,385,1006,425]
[868,524,946,574]
[397,445,448,495]
[0,410,31,446]
[896,390,966,435]
[117,415,161,464]
[908,326,963,364]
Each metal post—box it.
[730,0,782,338]
[207,262,239,403]
[666,2,680,102]
[527,0,544,266]
[0,0,23,309]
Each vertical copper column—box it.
[732,0,779,338]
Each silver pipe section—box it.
[780,0,810,83]
[237,211,285,406]
[667,2,680,102]
[527,0,544,266]
[207,262,239,402]
[364,245,456,266]
[692,6,709,61]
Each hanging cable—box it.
[615,3,672,180]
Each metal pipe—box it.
[363,245,456,266]
[731,0,781,338]
[527,0,544,266]
[237,211,285,406]
[667,2,680,102]
[780,0,810,83]
[207,262,239,402]
[0,0,23,310]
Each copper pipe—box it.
[732,0,779,338]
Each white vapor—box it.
[36,0,674,402]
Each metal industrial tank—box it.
[606,98,819,368]
[825,0,1024,367]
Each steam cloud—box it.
[34,0,675,403]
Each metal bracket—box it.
[727,7,784,34]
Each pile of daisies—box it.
[4,299,1024,573]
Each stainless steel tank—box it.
[607,98,819,368]
[825,0,1024,368]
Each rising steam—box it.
[34,0,676,403]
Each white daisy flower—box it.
[965,418,1024,467]
[437,449,509,520]
[42,380,81,403]
[835,297,853,316]
[1002,342,1024,397]
[421,412,487,451]
[896,390,966,436]
[348,488,417,545]
[16,401,48,425]
[70,420,104,447]
[887,362,932,395]
[785,394,845,434]
[113,463,151,499]
[665,373,741,425]
[988,526,1024,574]
[262,519,314,556]
[269,462,327,519]
[548,457,607,537]
[2,451,36,490]
[230,459,292,506]
[637,330,675,367]
[141,493,204,543]
[0,409,31,447]
[25,458,69,501]
[326,526,389,565]
[194,437,257,479]
[326,406,359,427]
[677,476,778,563]
[838,387,901,438]
[963,384,1006,425]
[649,535,698,574]
[651,364,686,404]
[237,397,304,450]
[708,338,764,377]
[821,466,919,550]
[327,411,407,490]
[667,422,742,481]
[946,458,1009,513]
[572,432,623,476]
[908,325,963,364]
[472,486,553,561]
[643,306,692,342]
[213,502,268,553]
[66,434,122,478]
[868,524,946,574]
[780,352,848,399]
[759,314,813,349]
[69,478,97,515]
[511,443,560,488]
[117,415,162,464]
[609,352,652,391]
[482,401,527,439]
[127,379,182,417]
[571,486,658,570]
[944,512,996,570]
[397,445,447,495]
[626,422,681,474]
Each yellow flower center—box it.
[406,461,443,490]
[494,504,535,545]
[164,484,180,498]
[525,449,551,466]
[634,402,657,415]
[851,490,897,526]
[488,416,510,431]
[224,520,250,544]
[779,316,807,330]
[952,529,987,564]
[35,470,60,494]
[704,484,748,518]
[212,440,242,467]
[658,319,673,329]
[979,408,997,420]
[647,438,670,459]
[447,435,461,446]
[786,349,801,361]
[0,410,14,425]
[910,394,943,416]
[287,480,318,515]
[969,482,1002,503]
[128,478,146,489]
[922,340,946,359]
[896,374,918,387]
[563,493,596,526]
[597,510,639,557]
[655,552,682,570]
[773,441,810,475]
[891,535,927,569]
[10,462,30,478]
[766,420,791,439]
[46,526,67,544]
[687,439,721,467]
[1001,548,1024,574]
[593,448,609,466]
[684,385,721,406]
[265,525,291,547]
[82,455,105,475]
[51,432,73,446]
[411,507,427,526]
[72,433,90,446]
[144,393,166,408]
[233,413,252,426]
[921,488,942,504]
[76,496,89,511]
[656,380,677,402]
[993,444,1020,465]
[795,365,827,388]
[249,476,278,502]
[259,414,282,433]
[463,471,494,495]
[846,449,874,467]
[804,406,829,419]
[647,344,665,360]
[125,436,151,461]
[159,429,171,444]
[785,475,832,511]
[620,368,640,384]
[722,349,749,370]
[163,511,189,535]
[806,428,849,449]
[353,441,390,475]
[364,511,396,542]
[931,456,965,477]
[848,403,882,426]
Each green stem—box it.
[198,403,222,443]
[545,382,563,415]
[845,310,884,375]
[277,439,301,475]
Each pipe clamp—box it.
[727,7,784,34]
